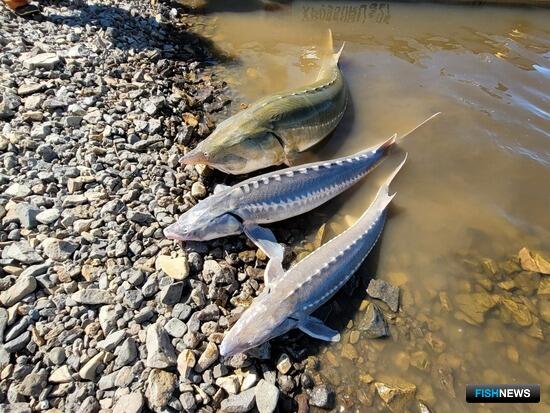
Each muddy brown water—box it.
[189,2,549,412]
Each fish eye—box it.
[203,151,210,160]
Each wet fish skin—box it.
[165,113,439,264]
[219,157,406,357]
[164,134,395,246]
[181,31,347,175]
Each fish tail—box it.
[353,154,406,226]
[379,133,397,153]
[329,28,345,64]
[396,112,441,144]
[325,29,344,65]
[326,29,334,54]
[334,42,345,65]
[375,153,407,209]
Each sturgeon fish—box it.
[219,157,406,357]
[164,114,437,266]
[180,30,347,175]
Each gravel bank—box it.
[0,0,341,412]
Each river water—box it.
[189,2,550,411]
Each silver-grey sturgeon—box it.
[219,157,406,357]
[180,30,347,175]
[164,114,438,266]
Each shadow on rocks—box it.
[43,0,235,63]
[177,0,293,15]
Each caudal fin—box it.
[326,29,334,54]
[374,153,408,210]
[317,30,344,81]
[327,29,344,64]
[396,112,441,144]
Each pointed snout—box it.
[163,223,185,241]
[180,148,209,165]
[219,340,231,358]
[219,337,239,358]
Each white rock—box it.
[191,181,207,198]
[145,323,177,368]
[177,349,196,379]
[0,275,37,307]
[255,379,279,413]
[79,351,105,380]
[196,342,218,373]
[164,318,187,338]
[113,392,144,413]
[4,183,31,198]
[49,365,73,383]
[72,289,112,305]
[36,208,61,225]
[97,330,127,352]
[216,376,240,395]
[157,255,190,280]
[23,53,60,70]
[276,353,292,374]
[240,370,259,391]
[41,237,78,261]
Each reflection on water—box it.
[191,2,550,412]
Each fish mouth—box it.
[180,148,209,165]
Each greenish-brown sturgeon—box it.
[180,30,347,175]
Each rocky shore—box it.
[0,0,350,412]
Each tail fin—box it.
[326,28,334,54]
[379,133,397,153]
[317,30,344,81]
[327,29,344,64]
[374,153,408,211]
[396,112,441,144]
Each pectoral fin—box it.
[283,149,301,167]
[264,258,285,286]
[298,316,340,342]
[242,222,284,263]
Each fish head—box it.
[164,202,242,241]
[220,297,297,357]
[181,124,285,175]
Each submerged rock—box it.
[499,297,533,327]
[454,291,497,325]
[367,279,399,312]
[518,247,550,275]
[374,382,416,413]
[309,384,335,409]
[358,303,389,338]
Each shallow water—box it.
[191,2,550,411]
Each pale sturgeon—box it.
[164,114,438,266]
[219,157,406,357]
[179,30,347,175]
